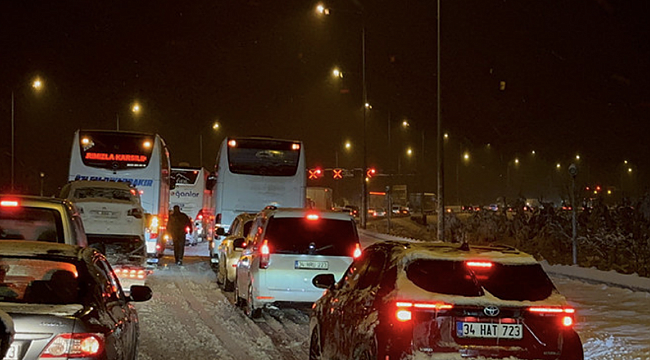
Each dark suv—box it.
[309,240,583,360]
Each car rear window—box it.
[87,235,146,266]
[0,258,81,304]
[406,259,555,301]
[472,262,556,301]
[73,187,137,202]
[0,207,64,243]
[264,217,358,257]
[406,259,483,297]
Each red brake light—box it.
[0,200,19,207]
[40,333,104,358]
[292,143,300,150]
[528,307,576,327]
[228,139,237,147]
[353,243,362,258]
[467,261,493,268]
[395,301,453,322]
[306,213,320,221]
[185,226,190,233]
[261,239,270,255]
[198,214,203,220]
[260,239,271,269]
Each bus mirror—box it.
[233,238,246,249]
[206,172,217,190]
[169,175,177,190]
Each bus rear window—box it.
[0,207,64,243]
[227,139,300,176]
[172,169,200,185]
[263,217,358,256]
[79,131,154,170]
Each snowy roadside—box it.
[358,228,650,293]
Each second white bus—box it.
[170,166,216,244]
[210,137,306,263]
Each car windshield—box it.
[406,259,555,301]
[264,217,358,256]
[0,207,64,243]
[0,258,82,304]
[73,187,137,202]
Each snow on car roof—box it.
[0,241,81,259]
[69,180,134,189]
[390,240,539,265]
[266,207,354,221]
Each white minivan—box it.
[234,207,361,318]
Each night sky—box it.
[1,0,648,203]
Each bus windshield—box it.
[79,131,155,170]
[227,139,300,176]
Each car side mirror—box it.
[312,273,336,290]
[216,227,226,236]
[128,285,153,302]
[233,237,247,250]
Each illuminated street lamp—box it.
[11,76,45,192]
[200,120,222,168]
[345,141,352,150]
[317,2,369,228]
[332,68,343,78]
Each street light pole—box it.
[361,20,368,229]
[11,91,15,193]
[436,0,445,241]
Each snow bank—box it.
[541,261,650,293]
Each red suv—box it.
[309,240,583,360]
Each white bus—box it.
[210,137,306,263]
[68,129,172,260]
[170,167,216,244]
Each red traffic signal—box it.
[308,168,323,180]
[366,168,376,178]
[333,169,343,179]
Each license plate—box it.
[4,343,20,360]
[456,322,523,339]
[295,260,328,270]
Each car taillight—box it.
[148,215,159,239]
[260,239,270,269]
[114,268,147,280]
[127,208,143,219]
[185,226,191,234]
[395,301,454,322]
[528,306,576,327]
[198,214,203,220]
[353,243,362,258]
[0,199,19,207]
[306,213,320,221]
[466,261,493,268]
[39,333,104,358]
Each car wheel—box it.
[560,331,584,360]
[309,326,322,360]
[216,257,225,287]
[223,272,234,292]
[244,283,262,319]
[352,340,377,360]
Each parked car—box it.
[215,212,256,290]
[0,241,152,360]
[235,207,361,318]
[310,240,583,360]
[0,195,88,247]
[60,181,149,289]
[392,205,410,216]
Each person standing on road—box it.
[168,205,192,265]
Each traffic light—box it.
[332,168,343,179]
[308,168,323,180]
[366,168,376,179]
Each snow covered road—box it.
[133,237,650,360]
